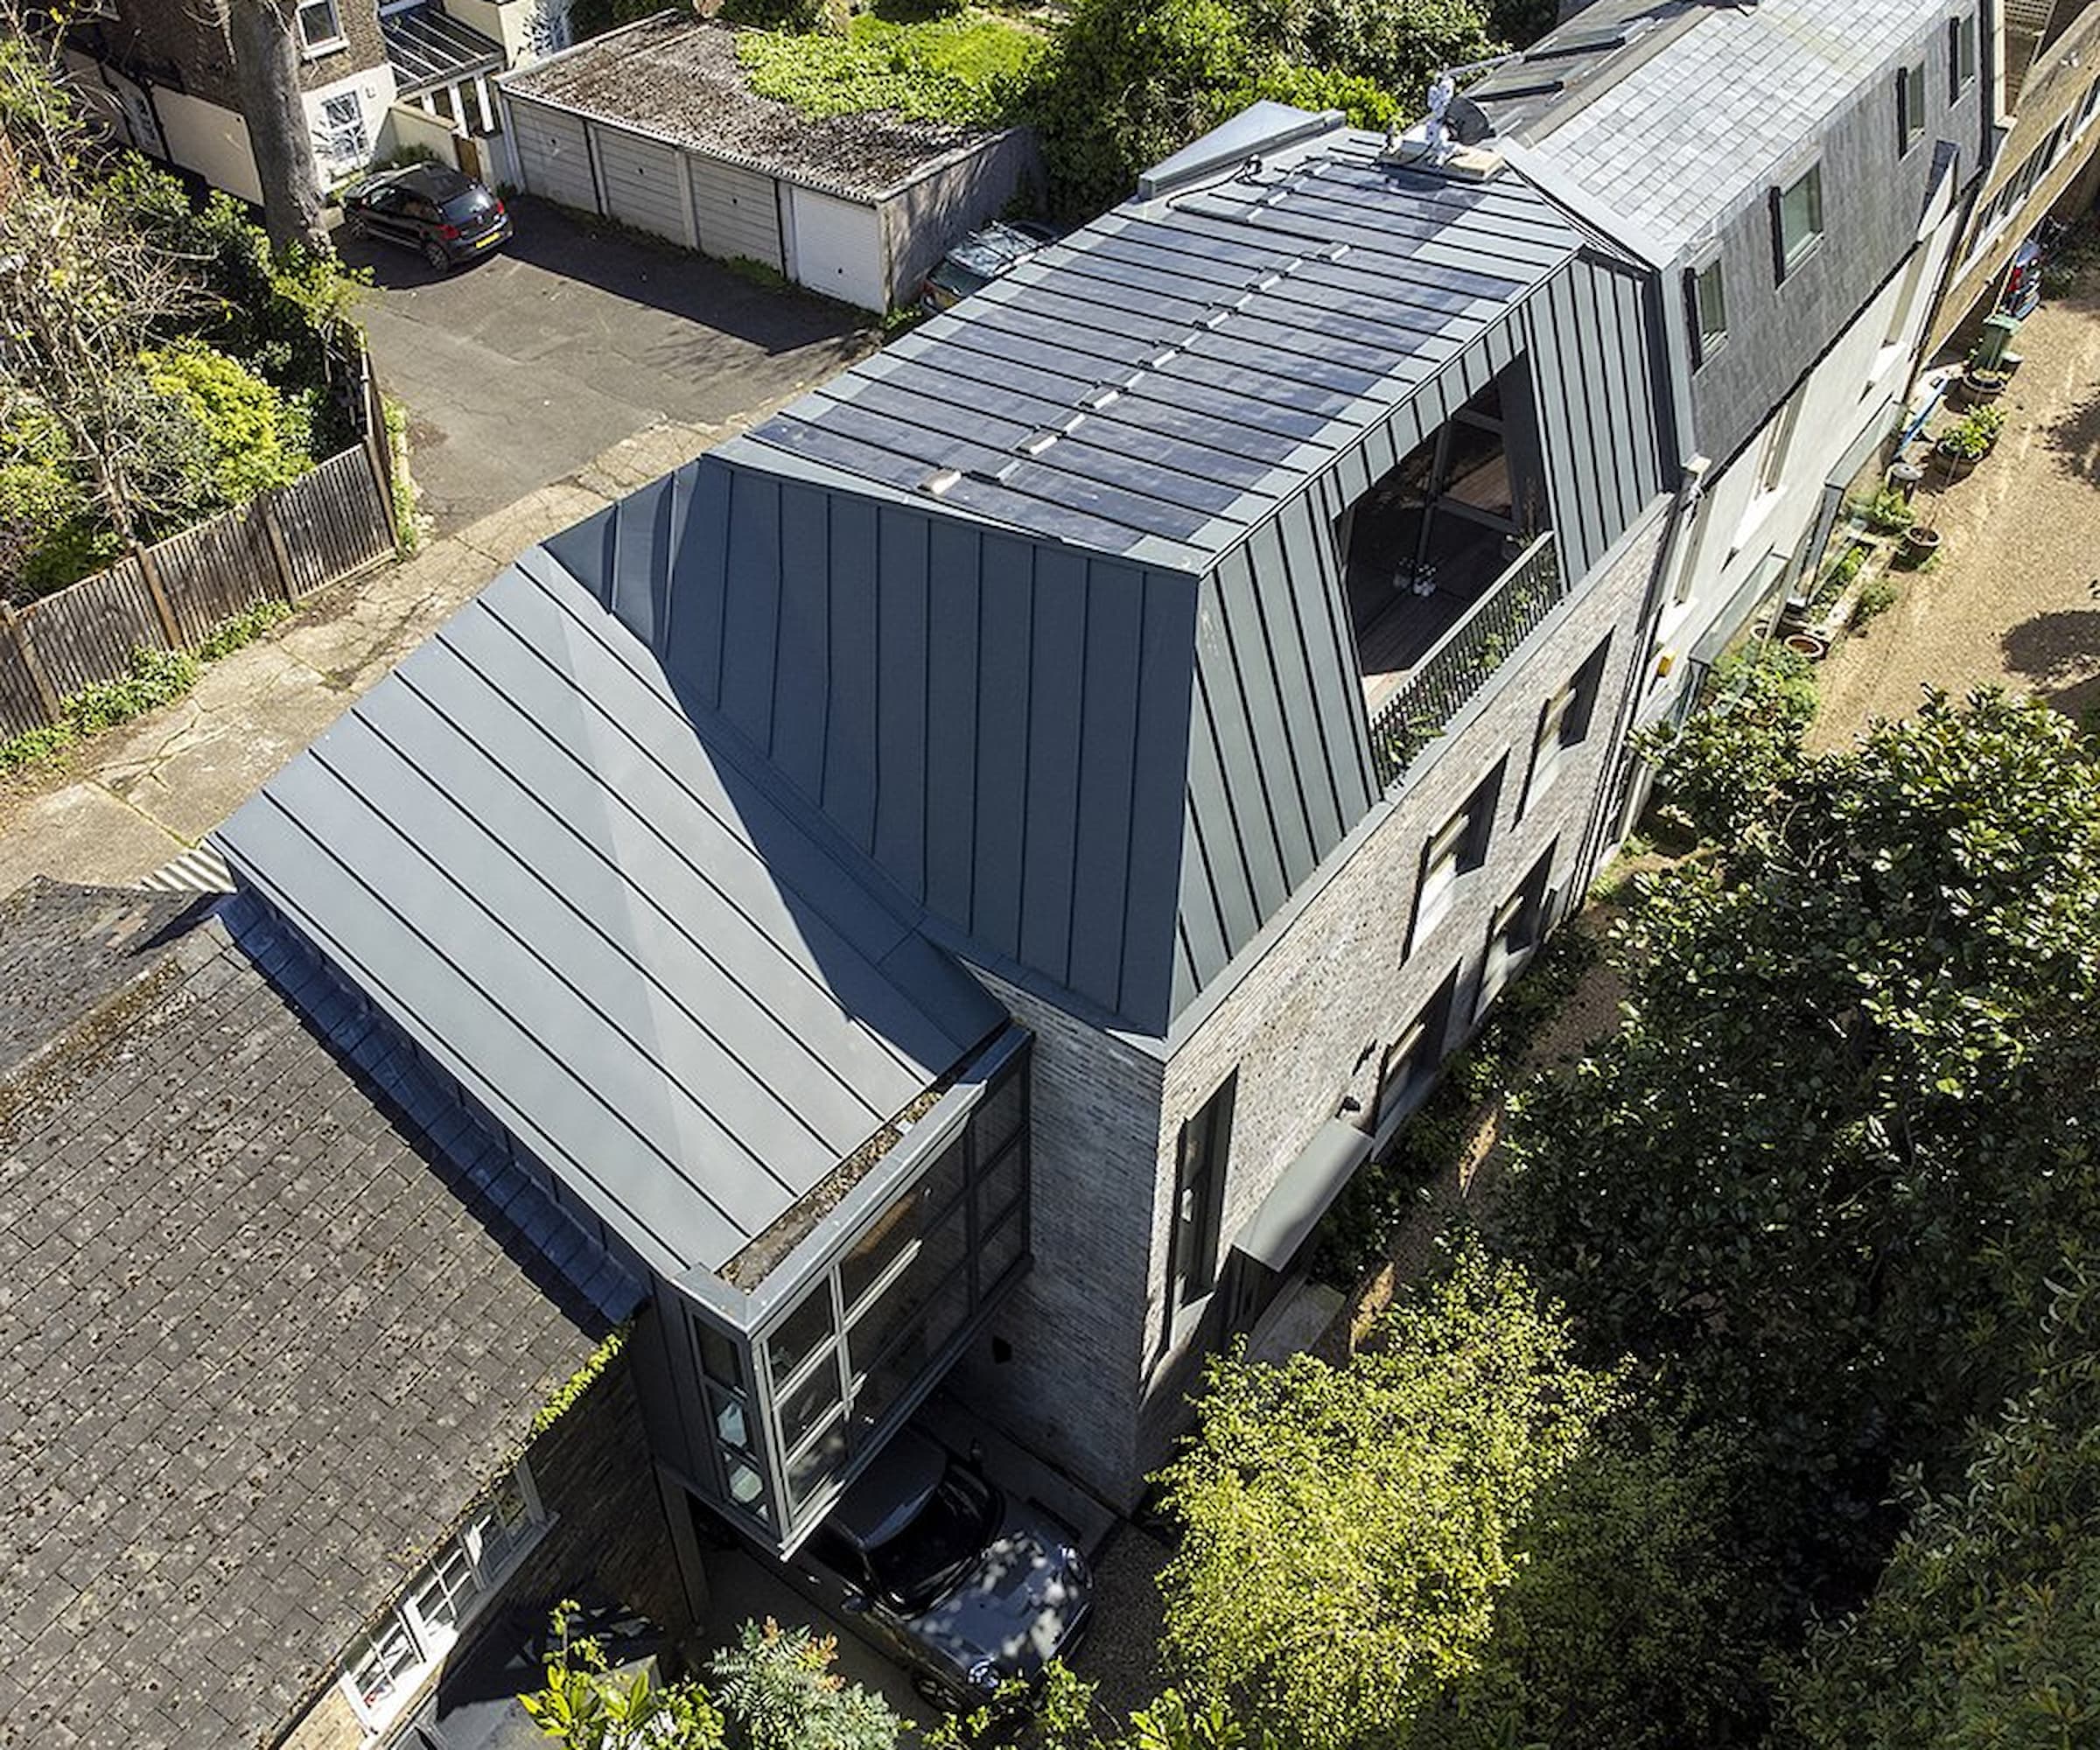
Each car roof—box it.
[382,162,475,199]
[942,223,1038,279]
[825,1426,948,1553]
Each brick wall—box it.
[942,971,1167,1508]
[1135,507,1671,1473]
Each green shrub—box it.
[62,645,199,736]
[0,722,74,776]
[736,13,1044,124]
[1635,640,1818,842]
[194,599,290,661]
[1849,572,1899,627]
[720,0,830,28]
[140,341,314,507]
[1858,487,1913,534]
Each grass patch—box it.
[382,395,420,556]
[195,598,290,661]
[735,11,1044,124]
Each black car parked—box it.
[342,163,511,271]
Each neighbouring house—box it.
[212,94,1680,1541]
[493,13,1040,312]
[1467,0,1989,766]
[1926,0,2100,346]
[62,0,569,201]
[0,878,690,1750]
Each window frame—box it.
[1686,257,1727,367]
[1522,635,1612,815]
[1949,14,1977,98]
[315,89,369,164]
[1896,60,1926,157]
[1771,164,1824,282]
[1169,1073,1236,1313]
[337,1460,549,1734]
[1408,759,1506,952]
[1371,970,1459,1138]
[1478,844,1558,1014]
[297,0,347,55]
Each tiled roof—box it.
[0,881,619,1750]
[1480,0,1945,254]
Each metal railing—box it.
[1365,531,1565,790]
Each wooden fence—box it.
[0,375,398,739]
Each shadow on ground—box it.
[2001,606,2100,696]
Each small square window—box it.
[298,0,346,52]
[1773,164,1824,280]
[1688,259,1726,365]
[1897,62,1925,156]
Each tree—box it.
[1505,689,2100,1604]
[227,0,332,255]
[1781,1266,2100,1750]
[708,1620,902,1750]
[1150,1245,1626,1750]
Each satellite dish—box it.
[1448,95,1495,145]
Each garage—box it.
[494,11,1035,311]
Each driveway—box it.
[340,195,872,535]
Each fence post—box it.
[133,542,183,649]
[4,606,62,726]
[359,353,400,550]
[258,493,301,604]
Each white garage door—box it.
[595,123,693,248]
[506,94,596,214]
[689,155,784,272]
[788,186,886,312]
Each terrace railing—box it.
[1365,531,1565,790]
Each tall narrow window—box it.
[1757,392,1803,496]
[1950,14,1977,97]
[1480,845,1557,1011]
[1170,1074,1236,1312]
[1897,61,1926,156]
[1524,636,1611,811]
[1772,164,1824,280]
[1688,258,1727,365]
[1372,970,1458,1135]
[1410,760,1505,949]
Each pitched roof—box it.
[739,117,1582,566]
[0,880,618,1750]
[1476,0,1947,256]
[216,550,1006,1283]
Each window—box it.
[1411,760,1505,948]
[1756,391,1803,497]
[315,91,368,164]
[1169,1074,1235,1312]
[1480,846,1557,1012]
[1524,636,1611,811]
[298,0,346,52]
[1687,258,1727,365]
[1772,164,1824,280]
[338,1462,547,1732]
[1950,14,1977,97]
[1897,61,1926,156]
[1372,970,1458,1136]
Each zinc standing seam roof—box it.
[745,123,1583,566]
[215,549,1004,1284]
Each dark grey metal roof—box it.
[383,1,503,94]
[215,550,1006,1283]
[741,116,1582,566]
[0,880,611,1750]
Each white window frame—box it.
[1773,164,1824,280]
[1950,14,1977,98]
[298,0,347,56]
[315,90,369,166]
[1689,257,1727,366]
[336,1460,550,1738]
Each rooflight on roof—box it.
[1082,386,1121,411]
[920,467,962,496]
[1015,430,1060,456]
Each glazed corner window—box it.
[1411,760,1503,947]
[1169,1073,1235,1312]
[1772,164,1824,280]
[1525,636,1610,810]
[337,1461,548,1732]
[298,0,346,51]
[1896,61,1926,157]
[1688,258,1727,365]
[1950,15,1977,96]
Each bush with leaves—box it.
[1779,1266,2100,1750]
[1636,639,1819,841]
[1506,689,2100,1612]
[524,1599,725,1749]
[709,1620,903,1750]
[140,341,314,507]
[1152,1244,1625,1750]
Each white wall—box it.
[150,86,265,205]
[787,186,886,311]
[444,0,573,66]
[303,63,399,187]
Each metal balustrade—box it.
[1365,532,1565,791]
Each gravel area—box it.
[1810,284,2100,747]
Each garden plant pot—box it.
[1960,368,2009,403]
[1782,631,1830,660]
[1897,526,1941,568]
[1936,439,1978,480]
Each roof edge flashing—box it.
[1136,102,1348,200]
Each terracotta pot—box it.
[1783,631,1830,660]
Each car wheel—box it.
[910,1673,957,1713]
[423,239,451,272]
[343,211,367,241]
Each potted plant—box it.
[1960,362,2011,402]
[1897,525,1941,567]
[1936,407,2001,477]
[1861,486,1914,534]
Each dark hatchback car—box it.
[789,1428,1092,1708]
[919,220,1058,313]
[342,163,511,271]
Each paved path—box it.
[0,414,797,896]
[1810,286,2100,745]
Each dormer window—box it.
[1688,257,1727,364]
[1772,164,1824,281]
[298,0,346,54]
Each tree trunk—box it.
[228,0,332,256]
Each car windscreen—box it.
[440,187,494,222]
[864,1464,998,1615]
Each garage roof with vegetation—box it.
[0,879,620,1750]
[499,11,1009,200]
